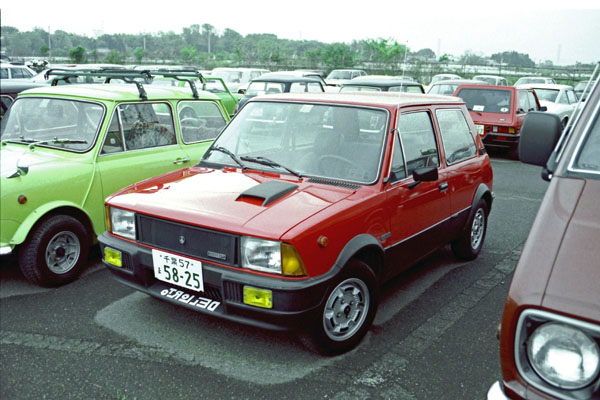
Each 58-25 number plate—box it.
[152,249,204,292]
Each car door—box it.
[384,109,451,277]
[435,108,482,235]
[96,102,191,200]
[176,100,228,162]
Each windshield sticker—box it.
[299,104,314,113]
[160,288,220,312]
[473,105,485,112]
[500,107,509,113]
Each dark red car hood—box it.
[108,167,355,239]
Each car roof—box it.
[431,79,489,86]
[16,83,221,102]
[250,73,321,83]
[516,83,574,90]
[454,84,516,91]
[249,91,463,108]
[343,76,421,86]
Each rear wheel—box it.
[18,215,89,287]
[451,199,488,260]
[304,260,378,355]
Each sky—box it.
[1,0,599,66]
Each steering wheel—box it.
[318,154,364,179]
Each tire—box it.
[305,260,379,355]
[451,199,488,260]
[18,215,89,287]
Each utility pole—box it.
[48,26,51,60]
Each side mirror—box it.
[238,89,246,94]
[518,112,562,167]
[408,166,438,188]
[539,105,547,112]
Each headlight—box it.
[528,322,600,389]
[110,207,136,240]
[240,237,306,276]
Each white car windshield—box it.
[533,89,559,102]
[1,97,103,151]
[202,101,388,184]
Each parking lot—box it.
[0,155,549,400]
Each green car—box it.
[0,70,229,286]
[150,73,242,117]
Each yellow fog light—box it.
[281,243,307,276]
[508,127,516,134]
[243,286,272,309]
[104,247,122,268]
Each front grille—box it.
[223,281,242,303]
[137,215,239,267]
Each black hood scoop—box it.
[236,181,299,206]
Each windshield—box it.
[327,71,352,80]
[202,101,388,184]
[533,89,559,102]
[246,82,285,96]
[1,97,104,151]
[211,70,243,83]
[339,86,381,92]
[456,88,512,114]
[473,76,495,85]
[428,83,459,95]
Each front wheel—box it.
[451,199,488,260]
[305,260,378,355]
[18,215,89,287]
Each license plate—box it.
[476,124,484,136]
[152,249,204,292]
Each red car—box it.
[99,92,494,354]
[488,73,600,399]
[453,84,544,157]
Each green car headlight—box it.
[110,207,136,240]
[527,322,600,389]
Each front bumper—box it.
[98,232,335,332]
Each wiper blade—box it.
[208,146,246,169]
[240,156,302,178]
[27,137,88,149]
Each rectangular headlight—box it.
[241,236,281,274]
[110,207,136,240]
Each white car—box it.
[0,63,36,79]
[518,83,579,129]
[324,69,367,88]
[472,75,508,86]
[209,67,269,93]
[513,76,556,86]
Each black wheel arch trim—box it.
[468,183,493,221]
[332,233,384,280]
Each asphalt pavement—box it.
[0,156,549,400]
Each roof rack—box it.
[143,70,205,99]
[44,68,152,100]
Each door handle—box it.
[173,157,190,165]
[439,182,449,192]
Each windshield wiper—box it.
[26,137,88,149]
[240,156,302,178]
[208,146,246,169]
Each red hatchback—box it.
[453,84,544,157]
[99,92,494,354]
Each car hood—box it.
[1,144,81,179]
[541,178,600,322]
[108,167,355,239]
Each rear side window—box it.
[436,109,477,164]
[398,112,439,177]
[178,101,227,143]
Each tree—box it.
[202,24,215,54]
[322,43,357,68]
[180,46,197,64]
[459,51,486,65]
[69,46,87,63]
[414,48,436,60]
[133,47,145,64]
[40,45,50,57]
[104,50,123,64]
[491,51,535,68]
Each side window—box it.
[398,112,439,177]
[289,82,306,93]
[101,112,125,154]
[119,103,176,151]
[527,91,539,111]
[307,82,324,93]
[436,109,477,164]
[0,68,8,79]
[390,133,407,182]
[517,91,529,114]
[566,90,577,104]
[178,101,227,143]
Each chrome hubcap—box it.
[323,278,369,341]
[45,231,80,274]
[470,208,485,250]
